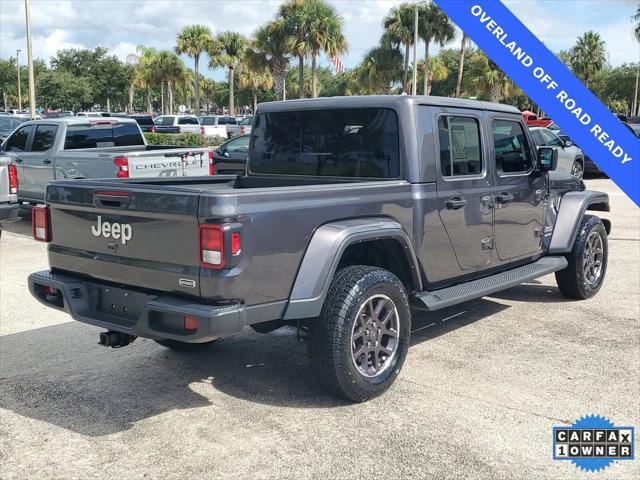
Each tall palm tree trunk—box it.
[228,67,235,115]
[146,89,152,114]
[168,82,174,114]
[423,41,430,95]
[194,54,200,115]
[311,53,318,98]
[455,33,468,98]
[252,90,258,114]
[128,83,135,112]
[298,54,305,98]
[273,61,286,101]
[161,82,165,114]
[403,44,410,92]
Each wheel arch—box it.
[283,218,421,320]
[548,191,610,254]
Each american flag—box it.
[331,55,344,74]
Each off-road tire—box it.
[154,339,217,351]
[310,265,411,402]
[555,215,608,299]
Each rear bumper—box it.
[29,270,246,342]
[0,202,19,222]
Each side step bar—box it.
[414,256,568,311]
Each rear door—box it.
[46,182,203,296]
[435,110,494,271]
[488,116,546,261]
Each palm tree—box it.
[209,31,247,115]
[570,31,607,87]
[455,32,468,97]
[383,3,415,93]
[254,21,291,101]
[471,57,514,102]
[239,45,273,113]
[355,44,404,94]
[135,45,158,113]
[280,0,309,98]
[305,0,347,97]
[175,25,214,115]
[419,3,455,95]
[153,50,188,114]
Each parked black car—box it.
[211,134,249,174]
[128,114,155,133]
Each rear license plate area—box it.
[89,284,152,326]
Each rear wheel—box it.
[154,339,217,351]
[310,265,411,402]
[555,215,607,299]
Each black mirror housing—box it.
[536,146,558,172]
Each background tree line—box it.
[0,0,638,116]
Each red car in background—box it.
[522,110,553,127]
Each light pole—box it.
[412,1,427,96]
[16,49,22,111]
[24,0,36,119]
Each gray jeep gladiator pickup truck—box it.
[28,96,611,402]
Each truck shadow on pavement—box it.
[0,288,567,436]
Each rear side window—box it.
[541,129,563,147]
[133,116,153,126]
[492,119,533,174]
[178,117,198,125]
[530,129,544,147]
[200,117,216,126]
[114,123,144,146]
[218,117,237,125]
[32,124,58,151]
[437,116,482,177]
[4,125,34,152]
[155,116,175,126]
[250,108,400,178]
[239,117,252,125]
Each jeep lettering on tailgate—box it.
[91,215,132,244]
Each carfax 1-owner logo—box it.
[553,415,635,472]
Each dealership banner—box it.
[434,0,639,206]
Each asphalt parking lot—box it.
[0,178,638,480]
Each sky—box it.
[0,0,638,81]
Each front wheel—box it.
[310,265,411,402]
[571,160,584,180]
[555,215,608,299]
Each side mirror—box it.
[223,150,231,158]
[563,139,573,148]
[536,146,558,172]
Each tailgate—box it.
[46,181,202,297]
[128,149,210,178]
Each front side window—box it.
[200,117,216,126]
[249,108,400,178]
[155,116,175,126]
[218,117,237,125]
[492,119,533,174]
[530,129,545,147]
[542,129,563,147]
[437,116,482,177]
[4,125,34,152]
[32,124,58,151]
[226,135,250,153]
[178,117,198,125]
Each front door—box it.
[488,116,546,261]
[20,124,58,202]
[1,124,35,199]
[435,112,494,271]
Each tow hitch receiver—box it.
[99,331,136,348]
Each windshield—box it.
[249,108,400,178]
[0,117,25,131]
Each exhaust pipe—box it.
[99,331,136,348]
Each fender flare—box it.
[283,218,421,320]
[548,191,610,254]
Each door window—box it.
[541,129,563,147]
[155,116,175,126]
[492,119,533,174]
[3,125,34,152]
[31,124,58,151]
[437,116,482,177]
[530,129,545,147]
[225,135,250,153]
[177,116,198,125]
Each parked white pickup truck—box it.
[199,115,241,138]
[0,117,213,204]
[152,115,202,134]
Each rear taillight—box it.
[240,126,245,134]
[200,224,225,269]
[8,164,18,194]
[32,205,50,242]
[200,126,205,136]
[231,232,241,256]
[208,150,215,175]
[150,126,157,133]
[114,156,129,178]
